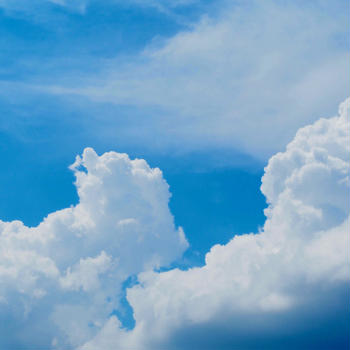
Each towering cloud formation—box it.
[0,148,187,349]
[81,99,350,350]
[0,99,349,350]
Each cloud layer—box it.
[0,99,349,349]
[49,0,349,159]
[81,98,350,349]
[1,1,348,165]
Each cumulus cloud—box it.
[80,98,350,350]
[0,148,187,349]
[0,99,349,349]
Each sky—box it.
[0,0,349,349]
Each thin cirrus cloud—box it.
[0,97,349,349]
[45,0,349,160]
[80,98,350,350]
[0,0,348,163]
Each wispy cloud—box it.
[42,0,349,160]
[1,1,348,163]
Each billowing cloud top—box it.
[0,148,187,348]
[0,99,349,349]
[82,99,350,350]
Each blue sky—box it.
[0,0,349,349]
[0,0,347,253]
[0,0,271,261]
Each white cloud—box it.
[49,0,349,160]
[0,147,187,349]
[0,100,348,349]
[80,98,350,350]
[59,251,112,292]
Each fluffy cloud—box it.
[80,99,350,350]
[0,148,187,349]
[0,99,349,349]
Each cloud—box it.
[1,0,348,164]
[0,148,188,349]
[48,0,349,160]
[0,102,348,348]
[80,98,350,350]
